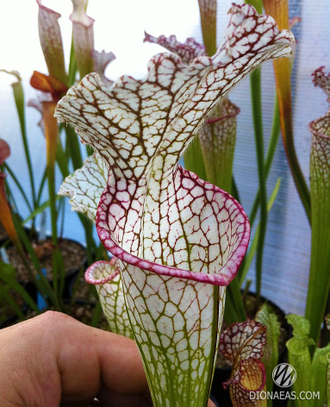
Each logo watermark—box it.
[250,391,320,401]
[249,363,320,402]
[272,363,297,388]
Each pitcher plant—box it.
[56,4,294,406]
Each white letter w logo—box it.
[272,363,297,388]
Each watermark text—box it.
[250,391,320,401]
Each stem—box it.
[242,279,252,301]
[4,164,34,213]
[183,137,207,182]
[224,287,239,325]
[11,81,37,217]
[276,62,311,223]
[65,125,83,171]
[246,0,263,13]
[56,135,70,178]
[250,69,267,300]
[43,101,62,303]
[0,267,39,316]
[58,197,65,238]
[305,126,330,350]
[262,0,311,224]
[249,95,281,227]
[12,214,61,309]
[58,125,96,264]
[80,215,96,265]
[224,278,247,325]
[231,278,247,321]
[36,168,48,207]
[239,178,281,286]
[68,34,78,87]
[47,165,57,246]
[231,176,241,203]
[197,0,217,57]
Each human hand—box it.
[0,312,216,407]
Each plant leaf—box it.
[56,3,294,180]
[220,320,267,406]
[327,353,330,405]
[256,304,281,392]
[286,314,314,406]
[59,153,108,221]
[30,71,68,102]
[199,98,240,192]
[37,0,67,85]
[23,195,62,224]
[312,66,330,103]
[56,5,294,406]
[197,0,217,56]
[306,67,330,347]
[85,258,133,339]
[91,50,116,86]
[287,313,311,338]
[286,336,313,401]
[55,4,293,284]
[310,344,330,406]
[70,0,95,79]
[223,358,266,407]
[219,320,266,369]
[263,0,311,223]
[0,139,10,165]
[143,32,205,64]
[0,261,40,314]
[0,173,19,245]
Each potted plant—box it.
[0,0,105,315]
[55,3,298,405]
[0,0,328,405]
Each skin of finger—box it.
[0,312,216,407]
[0,314,62,406]
[0,312,147,405]
[54,313,147,399]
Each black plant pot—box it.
[2,237,87,308]
[211,367,232,406]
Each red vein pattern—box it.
[144,29,240,192]
[312,66,330,103]
[56,4,293,406]
[60,154,133,338]
[220,321,266,406]
[36,0,67,84]
[143,32,206,64]
[59,153,108,221]
[223,358,266,406]
[219,320,266,368]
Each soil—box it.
[71,273,98,305]
[5,238,87,283]
[0,288,25,327]
[0,222,7,242]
